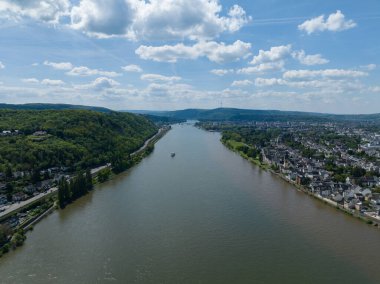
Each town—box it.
[199,120,380,224]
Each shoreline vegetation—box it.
[220,137,380,228]
[0,110,171,257]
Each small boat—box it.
[171,152,176,157]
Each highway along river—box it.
[0,123,379,283]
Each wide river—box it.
[0,124,379,283]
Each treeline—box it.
[222,127,281,148]
[58,169,93,209]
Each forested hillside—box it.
[0,110,157,172]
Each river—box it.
[0,123,379,283]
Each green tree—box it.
[58,178,65,209]
[86,169,93,191]
[0,225,11,246]
[98,168,111,183]
[5,165,12,180]
[31,168,40,184]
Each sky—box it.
[0,0,379,113]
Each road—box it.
[131,127,166,156]
[0,188,57,221]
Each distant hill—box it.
[0,103,112,113]
[139,108,380,122]
[142,114,186,125]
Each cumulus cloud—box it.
[70,0,250,40]
[41,79,65,86]
[66,66,121,77]
[22,78,39,84]
[298,10,356,34]
[231,80,253,87]
[210,69,233,76]
[0,61,4,69]
[283,69,368,80]
[44,61,73,70]
[136,40,251,63]
[70,0,133,38]
[249,45,328,68]
[237,61,285,74]
[75,77,120,91]
[0,0,71,23]
[140,74,181,83]
[251,45,292,65]
[122,64,142,73]
[292,50,329,66]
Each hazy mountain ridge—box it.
[0,103,112,113]
[138,108,380,122]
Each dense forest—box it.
[0,110,157,173]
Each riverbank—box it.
[221,137,380,228]
[0,126,171,257]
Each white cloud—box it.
[122,64,142,73]
[143,82,195,98]
[70,0,133,38]
[70,0,250,40]
[254,77,364,96]
[255,77,340,89]
[41,79,65,86]
[66,66,121,77]
[292,50,329,66]
[298,10,356,34]
[283,69,368,80]
[237,61,285,74]
[136,40,251,63]
[43,62,122,77]
[22,78,39,84]
[369,86,380,93]
[249,45,328,68]
[0,61,4,69]
[360,64,376,71]
[140,74,181,83]
[231,80,253,87]
[210,69,233,76]
[75,77,120,91]
[44,61,73,70]
[251,45,292,65]
[0,0,71,24]
[255,78,285,87]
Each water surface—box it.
[0,124,379,283]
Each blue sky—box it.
[0,0,379,113]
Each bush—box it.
[98,168,111,183]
